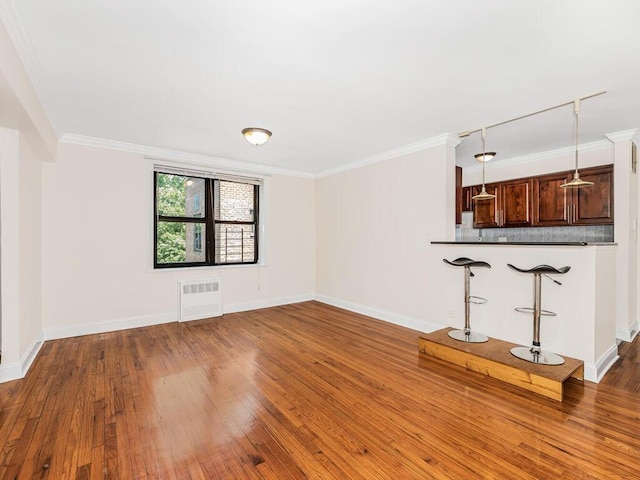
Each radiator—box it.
[177,277,222,322]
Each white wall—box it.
[19,133,43,355]
[608,131,640,341]
[316,143,455,331]
[0,128,21,364]
[41,142,316,338]
[0,127,45,382]
[0,15,54,382]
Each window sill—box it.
[148,262,268,273]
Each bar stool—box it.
[443,257,491,343]
[507,264,570,365]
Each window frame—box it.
[153,171,260,269]
[213,181,260,266]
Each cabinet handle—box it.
[574,204,577,222]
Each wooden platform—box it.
[418,328,584,401]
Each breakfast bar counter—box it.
[429,241,618,382]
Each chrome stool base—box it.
[443,257,492,345]
[508,263,571,368]
[510,346,565,365]
[448,329,489,343]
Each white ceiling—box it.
[3,0,640,174]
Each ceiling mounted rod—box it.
[458,90,607,138]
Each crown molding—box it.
[59,134,316,179]
[464,139,612,174]
[605,128,639,143]
[0,0,61,138]
[316,133,460,178]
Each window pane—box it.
[193,224,203,253]
[157,221,206,264]
[214,223,256,263]
[187,223,206,259]
[214,181,255,222]
[157,173,205,218]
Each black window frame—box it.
[154,172,259,269]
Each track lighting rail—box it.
[457,90,607,138]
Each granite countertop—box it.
[431,241,617,246]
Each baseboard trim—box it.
[0,336,44,383]
[616,321,639,342]
[224,294,315,314]
[9,295,622,385]
[314,294,442,333]
[3,294,316,383]
[43,312,177,341]
[584,343,620,383]
[41,294,316,341]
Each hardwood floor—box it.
[0,301,638,479]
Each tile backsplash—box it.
[456,212,614,243]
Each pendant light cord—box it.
[481,127,487,186]
[574,99,580,174]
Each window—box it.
[193,224,202,252]
[154,170,259,268]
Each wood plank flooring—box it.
[0,301,638,479]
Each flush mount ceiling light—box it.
[242,127,272,146]
[471,128,497,201]
[560,99,594,188]
[474,152,496,163]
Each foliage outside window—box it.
[154,171,259,268]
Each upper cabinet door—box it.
[572,165,614,225]
[532,173,571,226]
[472,184,500,228]
[501,179,533,227]
[461,187,473,212]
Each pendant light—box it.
[471,127,497,201]
[560,99,593,188]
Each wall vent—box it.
[178,277,222,322]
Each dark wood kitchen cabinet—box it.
[462,187,473,212]
[572,165,614,225]
[533,165,613,226]
[532,172,572,226]
[500,178,533,227]
[467,164,613,228]
[471,179,532,228]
